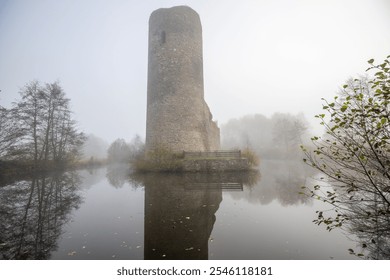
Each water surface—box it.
[0,160,361,259]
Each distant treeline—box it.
[107,135,145,164]
[221,112,311,159]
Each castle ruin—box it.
[145,6,220,154]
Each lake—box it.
[0,160,361,260]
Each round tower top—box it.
[149,6,202,34]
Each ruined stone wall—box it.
[145,6,220,153]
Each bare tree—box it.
[13,80,45,162]
[272,113,308,156]
[0,102,24,159]
[11,80,85,164]
[128,135,145,163]
[107,138,131,164]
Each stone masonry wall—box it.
[145,6,220,154]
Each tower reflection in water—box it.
[139,172,256,260]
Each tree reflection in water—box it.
[348,200,390,259]
[228,160,314,206]
[313,185,390,259]
[106,164,129,189]
[255,160,390,259]
[0,172,82,259]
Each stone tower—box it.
[145,6,220,153]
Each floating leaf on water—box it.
[185,217,190,220]
[136,246,141,249]
[162,254,166,257]
[82,246,86,249]
[185,247,194,251]
[67,251,77,256]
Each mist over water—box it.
[0,163,363,260]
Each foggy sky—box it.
[0,0,389,143]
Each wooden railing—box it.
[183,150,241,159]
